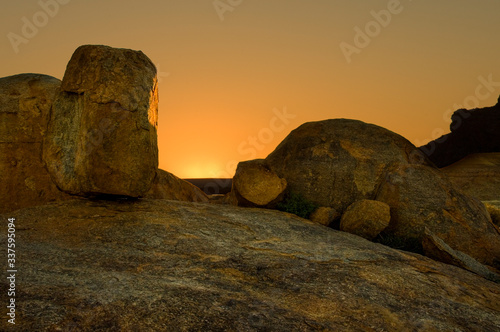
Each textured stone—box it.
[309,206,340,227]
[231,159,287,207]
[340,200,391,240]
[0,74,71,213]
[2,199,500,331]
[484,201,500,227]
[144,169,209,203]
[419,96,500,167]
[422,228,500,283]
[376,163,500,269]
[43,45,158,197]
[442,153,500,200]
[265,119,429,214]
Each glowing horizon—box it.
[2,0,499,179]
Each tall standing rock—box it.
[0,74,70,213]
[43,45,159,197]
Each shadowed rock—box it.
[422,228,500,283]
[0,74,72,213]
[145,169,209,203]
[309,206,340,227]
[43,45,159,197]
[376,163,500,269]
[2,199,500,331]
[442,153,500,200]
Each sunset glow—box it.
[2,0,499,178]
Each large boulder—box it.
[340,200,391,240]
[0,74,71,213]
[265,119,429,214]
[144,169,209,203]
[376,163,500,269]
[43,45,159,197]
[419,96,500,167]
[2,199,500,331]
[441,153,500,200]
[231,159,287,207]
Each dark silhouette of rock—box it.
[419,96,500,167]
[441,153,500,200]
[2,199,500,331]
[376,163,500,269]
[0,74,72,213]
[264,119,430,214]
[43,45,159,197]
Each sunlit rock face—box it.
[3,199,500,331]
[0,74,71,213]
[43,45,159,197]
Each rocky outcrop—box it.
[264,119,429,214]
[2,199,500,331]
[231,159,287,207]
[376,163,500,269]
[419,96,500,167]
[422,228,500,283]
[0,74,71,213]
[340,200,391,240]
[43,45,159,197]
[144,169,209,203]
[441,153,500,200]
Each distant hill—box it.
[185,178,232,195]
[419,96,500,167]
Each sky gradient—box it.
[2,0,499,178]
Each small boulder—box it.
[376,163,500,269]
[0,74,71,213]
[231,159,287,207]
[144,169,209,203]
[422,228,500,283]
[43,45,159,197]
[339,200,391,240]
[309,206,341,227]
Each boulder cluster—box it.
[229,118,500,275]
[0,45,207,214]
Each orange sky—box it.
[2,0,499,178]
